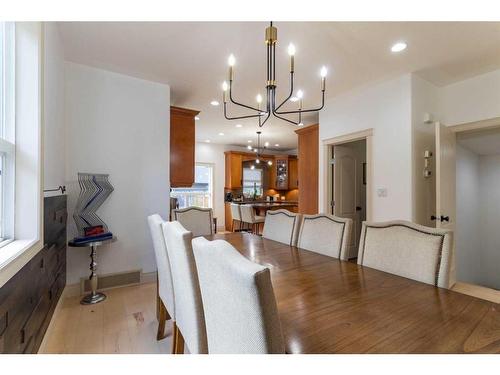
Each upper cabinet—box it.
[170,106,200,188]
[225,151,243,189]
[272,157,289,190]
[296,124,319,214]
[288,157,298,189]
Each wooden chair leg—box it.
[231,219,234,232]
[171,321,178,354]
[174,324,185,354]
[156,299,167,340]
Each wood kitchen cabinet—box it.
[225,151,243,189]
[170,106,200,188]
[288,157,298,189]
[296,124,319,214]
[271,157,289,190]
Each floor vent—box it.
[80,269,142,294]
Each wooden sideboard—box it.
[296,124,319,214]
[0,195,67,353]
[170,106,200,188]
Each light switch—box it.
[377,188,388,197]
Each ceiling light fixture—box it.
[251,131,273,166]
[391,42,407,53]
[235,124,243,128]
[211,100,220,106]
[221,22,327,127]
[218,132,225,136]
[205,139,211,143]
[195,116,200,120]
[274,143,280,147]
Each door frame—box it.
[322,128,373,222]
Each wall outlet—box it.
[377,188,388,197]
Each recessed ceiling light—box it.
[247,145,253,150]
[195,116,200,120]
[274,143,280,147]
[211,100,220,106]
[264,141,269,147]
[290,96,299,102]
[235,124,243,128]
[205,139,211,143]
[391,42,407,53]
[218,132,225,136]
[298,122,304,127]
[247,140,252,143]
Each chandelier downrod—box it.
[222,21,327,127]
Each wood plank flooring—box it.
[39,282,174,354]
[452,281,500,304]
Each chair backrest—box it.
[297,214,352,260]
[230,203,241,221]
[162,221,208,354]
[173,207,213,237]
[192,237,285,354]
[147,214,175,319]
[262,209,301,246]
[240,204,256,223]
[357,220,454,289]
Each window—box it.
[243,167,263,198]
[0,22,15,245]
[171,163,214,209]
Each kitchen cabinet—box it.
[288,157,298,189]
[296,124,319,214]
[170,106,200,188]
[272,157,289,190]
[225,151,243,189]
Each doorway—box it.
[329,139,367,259]
[434,118,500,303]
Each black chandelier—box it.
[222,21,327,127]
[249,131,273,168]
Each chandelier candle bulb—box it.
[288,43,296,72]
[222,81,229,102]
[320,66,327,91]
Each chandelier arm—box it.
[259,109,272,128]
[229,81,263,113]
[274,72,294,112]
[224,103,264,120]
[272,112,299,125]
[274,90,325,115]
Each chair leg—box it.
[157,299,167,340]
[174,324,185,354]
[171,321,178,354]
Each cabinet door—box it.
[288,158,298,189]
[170,106,199,188]
[225,153,243,189]
[275,158,289,190]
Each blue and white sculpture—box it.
[73,173,114,237]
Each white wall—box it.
[456,145,481,285]
[43,23,65,193]
[319,75,413,222]
[64,62,170,284]
[441,69,500,126]
[478,154,500,289]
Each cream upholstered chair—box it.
[262,209,302,246]
[192,237,285,354]
[297,214,352,260]
[162,221,208,354]
[147,214,175,349]
[357,220,454,289]
[230,203,242,232]
[240,204,266,235]
[173,207,213,237]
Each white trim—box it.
[322,128,373,222]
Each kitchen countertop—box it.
[228,201,298,206]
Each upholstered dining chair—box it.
[240,204,266,235]
[173,207,213,237]
[192,237,285,354]
[297,214,353,260]
[147,214,175,351]
[230,203,242,232]
[262,209,302,246]
[162,221,208,354]
[357,220,454,289]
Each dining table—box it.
[206,232,500,354]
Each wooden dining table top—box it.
[206,232,500,354]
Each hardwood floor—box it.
[39,282,175,354]
[452,281,500,304]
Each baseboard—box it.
[63,270,157,298]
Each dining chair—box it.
[162,221,208,354]
[357,220,454,288]
[173,206,213,237]
[192,237,285,353]
[297,213,353,260]
[240,204,266,235]
[262,209,302,246]
[147,214,175,351]
[230,203,242,232]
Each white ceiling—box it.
[58,22,500,150]
[458,127,500,156]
